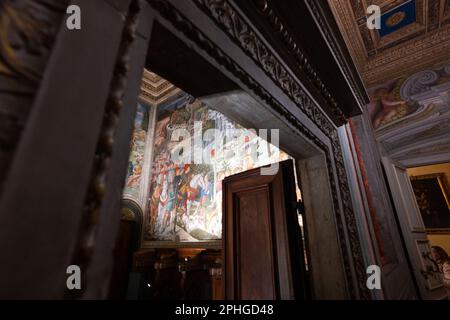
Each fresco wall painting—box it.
[144,97,292,246]
[124,101,150,203]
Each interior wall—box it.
[348,115,418,299]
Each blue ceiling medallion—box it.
[378,0,417,37]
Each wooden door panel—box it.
[237,188,276,300]
[223,160,306,300]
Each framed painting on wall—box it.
[410,173,450,234]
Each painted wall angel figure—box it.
[432,246,450,298]
[367,79,417,130]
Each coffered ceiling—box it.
[139,69,181,105]
[329,0,450,86]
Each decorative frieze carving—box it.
[250,0,357,120]
[194,0,347,126]
[304,0,368,110]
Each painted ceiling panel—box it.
[329,0,450,86]
[378,0,417,37]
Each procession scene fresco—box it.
[145,96,291,242]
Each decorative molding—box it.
[121,199,143,223]
[121,207,137,221]
[0,0,68,193]
[194,0,347,126]
[328,0,369,70]
[150,0,370,299]
[249,0,354,121]
[304,0,368,112]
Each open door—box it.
[222,160,307,300]
[382,157,447,300]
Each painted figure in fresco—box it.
[149,173,162,231]
[154,117,170,149]
[127,161,134,180]
[157,174,168,232]
[176,165,192,224]
[367,80,417,130]
[171,166,183,231]
[198,174,212,227]
[125,127,147,193]
[126,163,142,188]
[208,171,225,233]
[187,174,203,217]
[431,246,450,297]
[162,169,176,232]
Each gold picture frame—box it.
[410,173,450,234]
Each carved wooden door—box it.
[222,160,307,300]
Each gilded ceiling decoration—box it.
[329,0,450,86]
[140,69,181,105]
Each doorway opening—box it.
[108,14,348,300]
[112,69,308,299]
